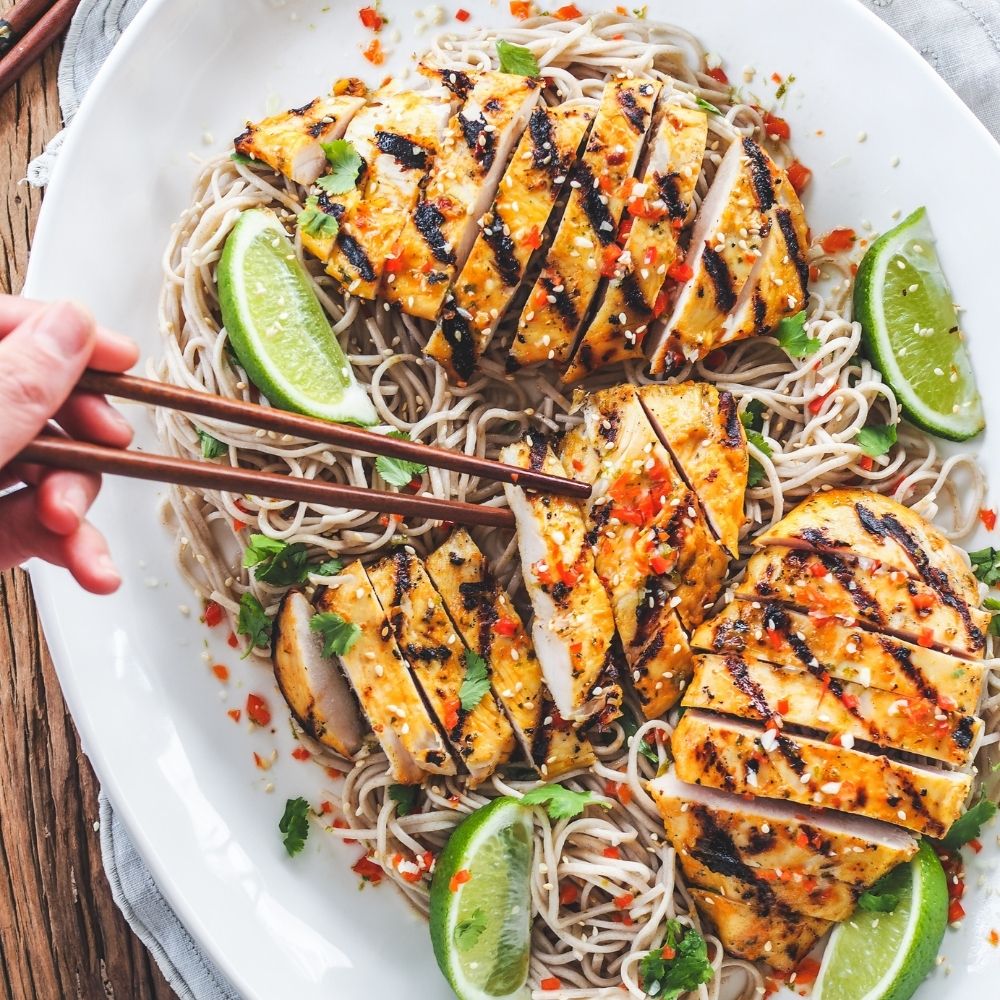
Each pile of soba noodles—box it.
[155,11,998,999]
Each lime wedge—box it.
[814,841,948,1000]
[854,207,984,441]
[429,798,533,1000]
[218,209,376,426]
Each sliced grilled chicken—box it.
[672,709,971,837]
[688,888,831,973]
[272,590,367,757]
[234,79,368,186]
[757,489,982,609]
[738,546,989,658]
[425,103,594,383]
[368,550,515,785]
[648,770,917,887]
[510,78,661,369]
[717,168,810,347]
[563,103,708,383]
[315,564,454,782]
[639,382,748,557]
[320,85,455,298]
[648,136,779,375]
[501,437,622,725]
[693,598,988,718]
[683,652,981,766]
[383,71,541,319]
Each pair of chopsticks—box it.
[0,0,82,96]
[16,370,591,530]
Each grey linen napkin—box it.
[27,2,1000,999]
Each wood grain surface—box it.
[0,3,175,996]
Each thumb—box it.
[0,302,97,465]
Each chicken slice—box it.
[501,438,622,725]
[563,103,708,383]
[683,652,981,766]
[648,770,917,887]
[672,709,971,837]
[510,77,661,369]
[757,489,981,609]
[383,71,541,319]
[315,564,454,782]
[233,78,368,186]
[648,136,779,374]
[368,550,515,785]
[639,382,748,557]
[425,103,594,383]
[693,598,988,719]
[273,590,367,758]
[320,85,455,298]
[738,546,989,658]
[688,889,831,973]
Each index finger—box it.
[0,296,140,372]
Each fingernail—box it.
[61,483,89,523]
[35,301,95,355]
[96,553,121,585]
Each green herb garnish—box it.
[938,798,998,850]
[237,592,271,655]
[855,423,898,459]
[496,39,540,76]
[458,650,491,712]
[279,797,311,857]
[740,401,773,487]
[638,920,714,999]
[520,783,612,820]
[313,557,345,577]
[388,784,419,817]
[376,430,428,487]
[298,195,339,239]
[970,547,1000,586]
[695,96,721,116]
[984,597,1000,637]
[197,430,227,459]
[244,534,311,585]
[776,310,821,357]
[310,611,361,657]
[455,908,488,952]
[317,139,363,194]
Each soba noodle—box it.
[154,12,994,998]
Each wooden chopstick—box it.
[0,0,53,57]
[0,0,81,96]
[19,436,517,530]
[79,370,591,500]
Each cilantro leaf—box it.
[985,597,1000,637]
[620,708,659,765]
[739,399,765,433]
[739,401,772,487]
[969,547,1000,586]
[520,783,612,820]
[279,797,311,857]
[857,887,901,913]
[310,611,360,657]
[459,649,491,712]
[496,39,540,76]
[775,74,796,100]
[318,139,363,195]
[855,423,898,459]
[776,310,821,357]
[376,430,428,487]
[455,908,488,952]
[298,195,339,239]
[313,557,344,577]
[230,151,255,165]
[197,430,227,459]
[388,784,419,817]
[638,920,714,1000]
[695,96,721,116]
[938,798,998,850]
[237,592,271,655]
[244,534,311,585]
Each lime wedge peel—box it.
[218,208,377,426]
[814,841,948,1000]
[429,797,534,1000]
[854,207,984,442]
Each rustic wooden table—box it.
[0,5,175,997]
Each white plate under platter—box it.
[22,1,1000,997]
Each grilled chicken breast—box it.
[639,383,748,557]
[315,564,454,782]
[738,546,989,658]
[383,71,540,319]
[672,709,971,837]
[683,652,981,765]
[368,549,514,784]
[425,103,594,383]
[756,489,981,609]
[688,888,832,973]
[501,437,622,725]
[648,136,779,375]
[563,103,708,383]
[648,770,917,887]
[321,85,455,298]
[234,79,368,186]
[510,77,661,369]
[693,598,988,719]
[273,590,367,758]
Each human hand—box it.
[0,298,139,594]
